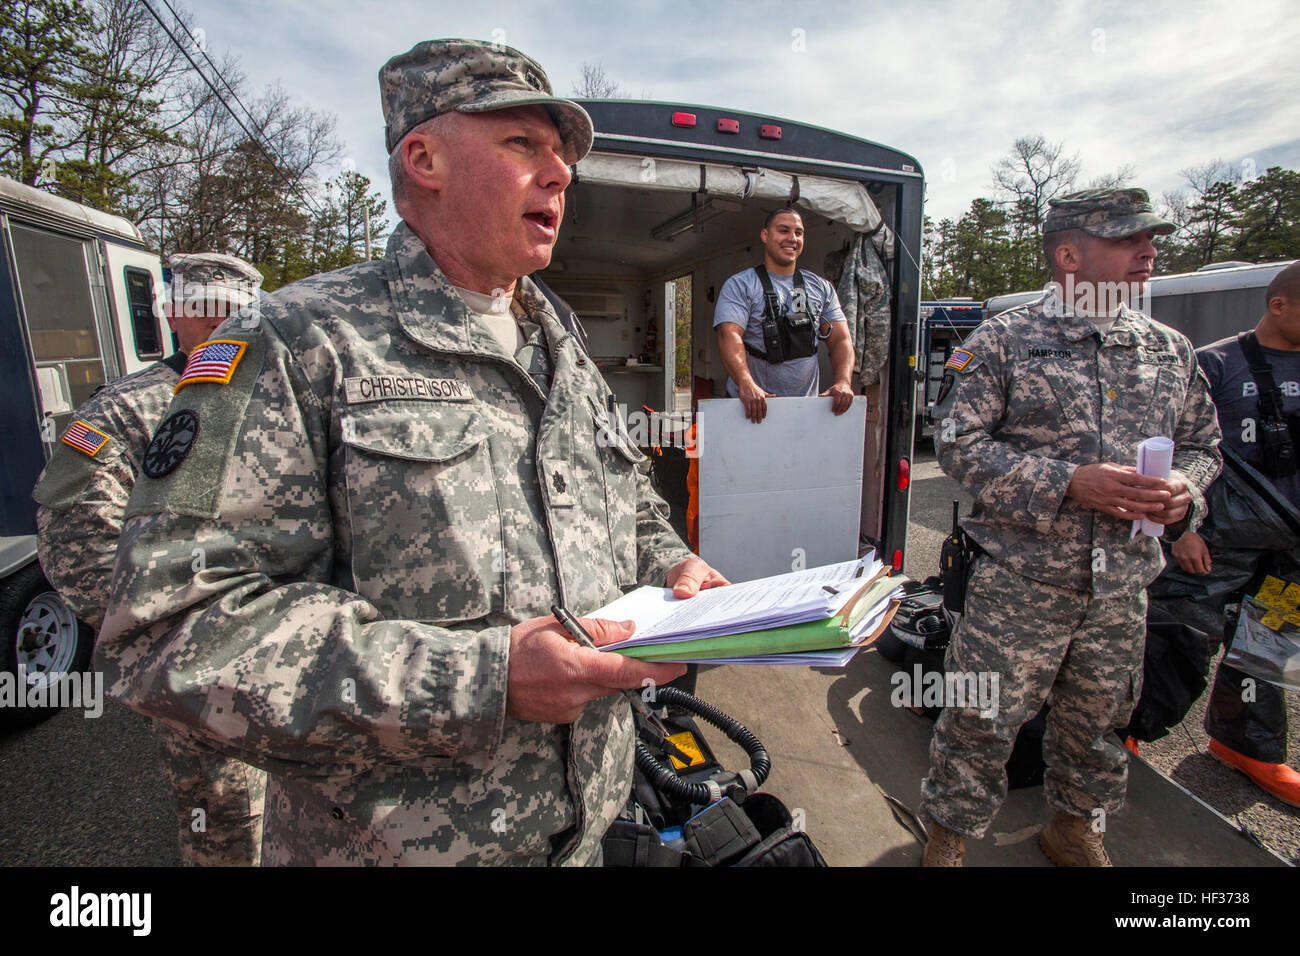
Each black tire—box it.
[0,562,95,731]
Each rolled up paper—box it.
[1132,436,1174,539]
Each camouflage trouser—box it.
[919,557,1146,839]
[153,722,268,866]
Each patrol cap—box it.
[168,253,264,310]
[1043,188,1175,238]
[379,38,593,164]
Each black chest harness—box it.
[745,265,819,365]
[1238,330,1300,479]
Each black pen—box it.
[550,604,692,765]
[551,603,599,651]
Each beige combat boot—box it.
[922,820,965,867]
[1039,811,1112,866]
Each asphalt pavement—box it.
[0,695,178,866]
[902,442,1299,864]
[0,442,1295,866]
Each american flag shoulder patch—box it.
[946,348,975,371]
[62,420,111,457]
[175,340,248,392]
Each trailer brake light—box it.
[897,457,910,491]
[671,112,697,128]
[717,118,739,134]
[759,124,782,140]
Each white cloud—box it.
[181,0,1299,227]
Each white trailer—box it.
[983,260,1297,347]
[0,177,170,727]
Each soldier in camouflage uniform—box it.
[33,253,268,866]
[96,39,725,866]
[918,189,1222,866]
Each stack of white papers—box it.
[591,553,905,666]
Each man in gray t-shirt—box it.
[713,207,854,423]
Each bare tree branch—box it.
[1088,163,1137,190]
[571,62,626,98]
[990,134,1082,238]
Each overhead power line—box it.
[137,0,326,219]
[159,0,263,155]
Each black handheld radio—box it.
[940,501,969,614]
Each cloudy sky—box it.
[182,0,1300,223]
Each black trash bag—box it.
[1143,447,1300,743]
[1150,448,1300,640]
[649,443,689,516]
[1206,603,1290,764]
[1004,704,1049,790]
[1122,602,1211,743]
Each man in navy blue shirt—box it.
[1171,260,1300,807]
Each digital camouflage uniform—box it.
[920,291,1222,838]
[379,39,593,159]
[35,362,181,631]
[97,221,693,865]
[33,326,267,867]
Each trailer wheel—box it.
[0,563,95,731]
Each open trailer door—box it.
[540,100,924,570]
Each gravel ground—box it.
[905,442,1299,864]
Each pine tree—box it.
[0,0,95,186]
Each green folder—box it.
[611,573,906,662]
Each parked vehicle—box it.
[915,299,984,439]
[0,176,169,727]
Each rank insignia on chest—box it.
[542,458,575,507]
[61,420,110,457]
[946,349,974,371]
[174,340,247,392]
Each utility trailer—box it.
[0,177,170,727]
[543,100,923,570]
[983,260,1298,348]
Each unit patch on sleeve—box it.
[142,409,200,478]
[174,340,248,392]
[61,420,111,457]
[945,348,974,371]
[936,371,956,406]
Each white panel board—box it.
[697,396,866,583]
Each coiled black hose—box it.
[634,685,770,806]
